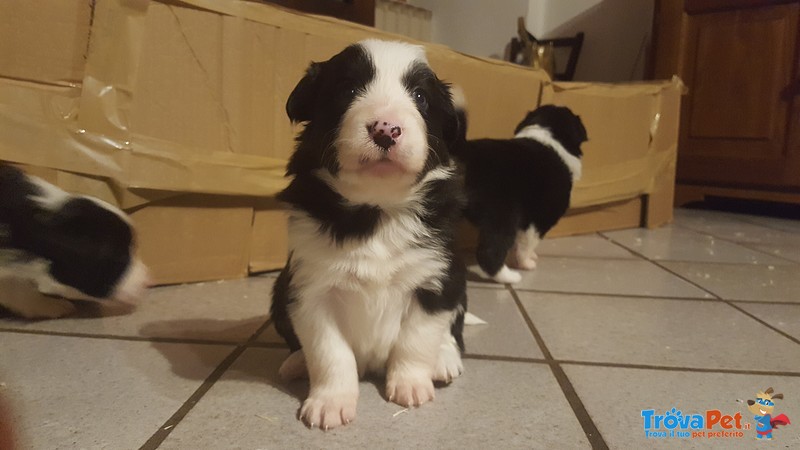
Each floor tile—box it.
[748,241,800,264]
[735,302,800,341]
[159,348,590,449]
[563,364,800,449]
[602,226,790,265]
[674,209,800,244]
[0,276,274,343]
[502,257,712,298]
[535,234,636,259]
[0,333,233,449]
[734,214,800,235]
[661,261,800,303]
[519,291,800,371]
[462,287,543,359]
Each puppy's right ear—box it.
[286,62,321,123]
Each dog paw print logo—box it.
[746,387,790,440]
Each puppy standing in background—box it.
[271,39,467,430]
[453,98,588,284]
[0,163,149,319]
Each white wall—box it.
[527,0,654,82]
[408,0,528,59]
[409,0,654,82]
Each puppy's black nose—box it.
[368,120,402,150]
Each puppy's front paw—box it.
[433,340,463,384]
[493,265,522,284]
[386,372,435,407]
[512,258,537,270]
[299,391,358,430]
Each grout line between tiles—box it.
[660,221,800,265]
[557,360,800,377]
[723,301,800,346]
[510,287,716,302]
[599,234,725,299]
[600,235,800,348]
[462,353,548,364]
[508,286,609,450]
[461,353,800,378]
[0,327,245,347]
[139,318,274,450]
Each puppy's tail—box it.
[450,85,469,156]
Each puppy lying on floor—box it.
[271,39,468,430]
[0,163,149,319]
[453,99,588,284]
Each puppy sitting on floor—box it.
[0,163,149,319]
[453,99,588,284]
[271,39,467,430]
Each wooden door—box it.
[676,2,800,189]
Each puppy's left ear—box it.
[286,62,321,123]
[572,115,588,143]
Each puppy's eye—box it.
[412,89,428,110]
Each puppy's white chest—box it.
[290,211,445,292]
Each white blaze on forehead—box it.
[333,38,432,200]
[359,39,428,80]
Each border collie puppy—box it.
[270,39,467,430]
[453,102,587,284]
[0,163,149,318]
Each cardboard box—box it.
[0,0,547,283]
[542,78,684,236]
[0,0,681,283]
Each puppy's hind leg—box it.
[475,218,521,284]
[510,226,540,270]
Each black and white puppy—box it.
[0,163,150,319]
[453,103,588,284]
[271,39,467,430]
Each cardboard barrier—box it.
[0,0,681,283]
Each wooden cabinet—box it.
[652,0,800,204]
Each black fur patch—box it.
[277,173,382,244]
[0,163,133,298]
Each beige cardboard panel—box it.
[132,196,253,285]
[644,79,683,227]
[542,79,683,209]
[0,0,91,85]
[0,80,288,204]
[250,208,289,272]
[78,0,149,143]
[549,198,643,238]
[223,18,279,157]
[433,57,544,140]
[130,2,228,155]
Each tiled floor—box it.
[1,208,799,449]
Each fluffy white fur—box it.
[515,125,582,181]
